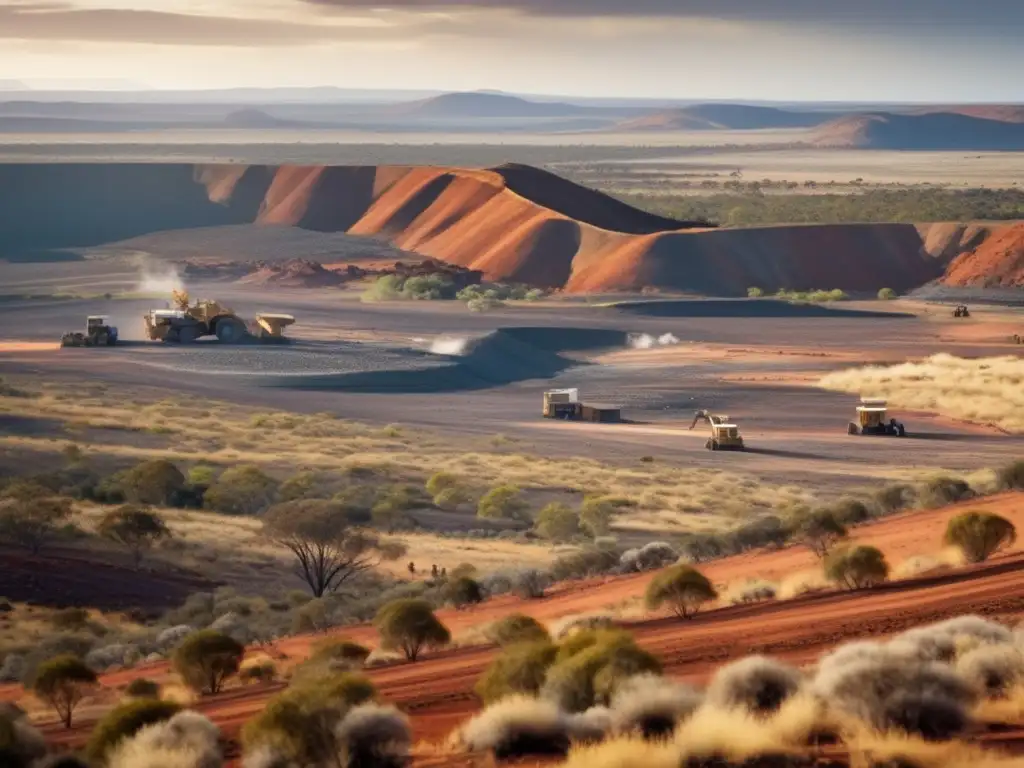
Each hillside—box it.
[0,162,1014,295]
[813,111,1024,150]
[941,222,1024,287]
[618,103,831,131]
[389,91,598,119]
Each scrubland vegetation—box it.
[819,354,1024,433]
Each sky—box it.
[1,0,1023,101]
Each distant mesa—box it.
[390,91,594,119]
[811,111,1024,150]
[618,103,832,131]
[223,108,301,129]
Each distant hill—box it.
[618,103,833,131]
[390,91,599,119]
[812,112,1024,150]
[222,108,304,129]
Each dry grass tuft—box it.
[457,695,571,759]
[560,738,680,768]
[818,353,1024,433]
[704,656,803,717]
[847,730,1024,768]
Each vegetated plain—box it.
[0,129,1022,767]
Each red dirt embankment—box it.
[198,163,955,294]
[942,222,1024,287]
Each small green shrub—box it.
[824,545,889,589]
[474,642,557,704]
[374,600,450,662]
[123,678,161,699]
[747,287,764,298]
[486,615,551,647]
[943,511,1017,564]
[86,698,180,763]
[877,287,898,300]
[203,465,277,515]
[478,485,529,522]
[996,459,1024,491]
[446,577,485,609]
[796,509,848,558]
[171,630,244,695]
[644,565,717,620]
[535,503,580,541]
[31,655,98,728]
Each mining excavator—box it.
[952,304,970,318]
[60,315,119,348]
[848,397,906,436]
[143,290,295,344]
[690,409,745,451]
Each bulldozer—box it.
[848,397,906,436]
[60,315,119,348]
[690,409,745,451]
[953,304,970,318]
[143,290,295,344]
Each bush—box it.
[619,542,678,573]
[0,492,73,555]
[446,576,485,609]
[50,607,90,631]
[644,565,717,619]
[747,287,764,298]
[512,569,550,600]
[124,678,161,699]
[878,287,898,300]
[550,548,621,582]
[308,639,371,670]
[830,498,874,526]
[86,698,181,763]
[704,656,803,716]
[425,472,458,497]
[918,475,974,509]
[332,703,410,768]
[996,459,1024,491]
[542,631,661,712]
[824,545,889,589]
[374,600,450,662]
[813,656,976,740]
[240,661,278,685]
[203,465,277,515]
[107,710,220,768]
[475,642,557,704]
[943,511,1017,563]
[120,460,186,506]
[171,630,244,695]
[956,643,1024,698]
[609,674,702,739]
[486,615,551,647]
[579,497,614,538]
[459,695,571,759]
[875,482,916,515]
[796,509,848,558]
[535,503,580,541]
[549,614,615,641]
[0,704,47,768]
[478,485,529,521]
[31,654,98,728]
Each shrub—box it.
[543,632,661,712]
[813,656,976,740]
[619,542,678,573]
[918,475,974,509]
[878,287,898,300]
[120,460,186,506]
[875,482,916,515]
[446,576,485,609]
[0,492,73,555]
[943,511,1017,563]
[433,485,470,512]
[549,614,615,641]
[727,579,778,605]
[240,661,278,685]
[374,599,450,661]
[535,503,580,541]
[956,643,1024,698]
[996,459,1024,491]
[124,679,161,699]
[830,498,874,526]
[98,505,171,569]
[203,465,277,515]
[550,548,620,581]
[0,704,47,768]
[86,698,182,763]
[796,509,848,558]
[31,654,98,728]
[478,485,529,521]
[475,642,557,704]
[747,286,764,298]
[889,616,1013,663]
[50,607,90,631]
[308,639,371,670]
[512,569,550,600]
[579,497,615,538]
[609,674,702,739]
[425,472,458,497]
[459,695,570,759]
[107,710,220,768]
[171,630,244,695]
[704,656,803,716]
[486,615,551,647]
[332,703,410,768]
[644,565,717,619]
[824,545,889,589]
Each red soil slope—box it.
[942,222,1024,287]
[193,164,957,294]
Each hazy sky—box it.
[2,0,1023,100]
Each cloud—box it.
[0,1,394,46]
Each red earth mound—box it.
[195,164,964,294]
[942,222,1024,287]
[237,258,349,287]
